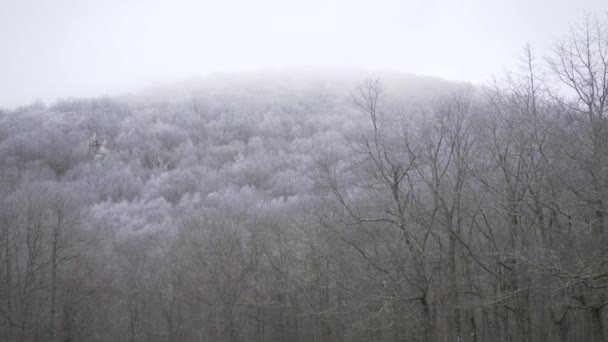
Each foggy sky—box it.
[0,0,605,108]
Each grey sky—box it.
[0,0,605,108]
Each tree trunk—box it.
[49,235,58,342]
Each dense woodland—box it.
[1,16,608,342]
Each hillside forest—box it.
[1,15,608,342]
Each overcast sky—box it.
[0,0,605,108]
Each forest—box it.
[1,15,608,342]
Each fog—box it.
[2,2,608,342]
[0,0,604,108]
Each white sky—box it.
[0,0,606,108]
